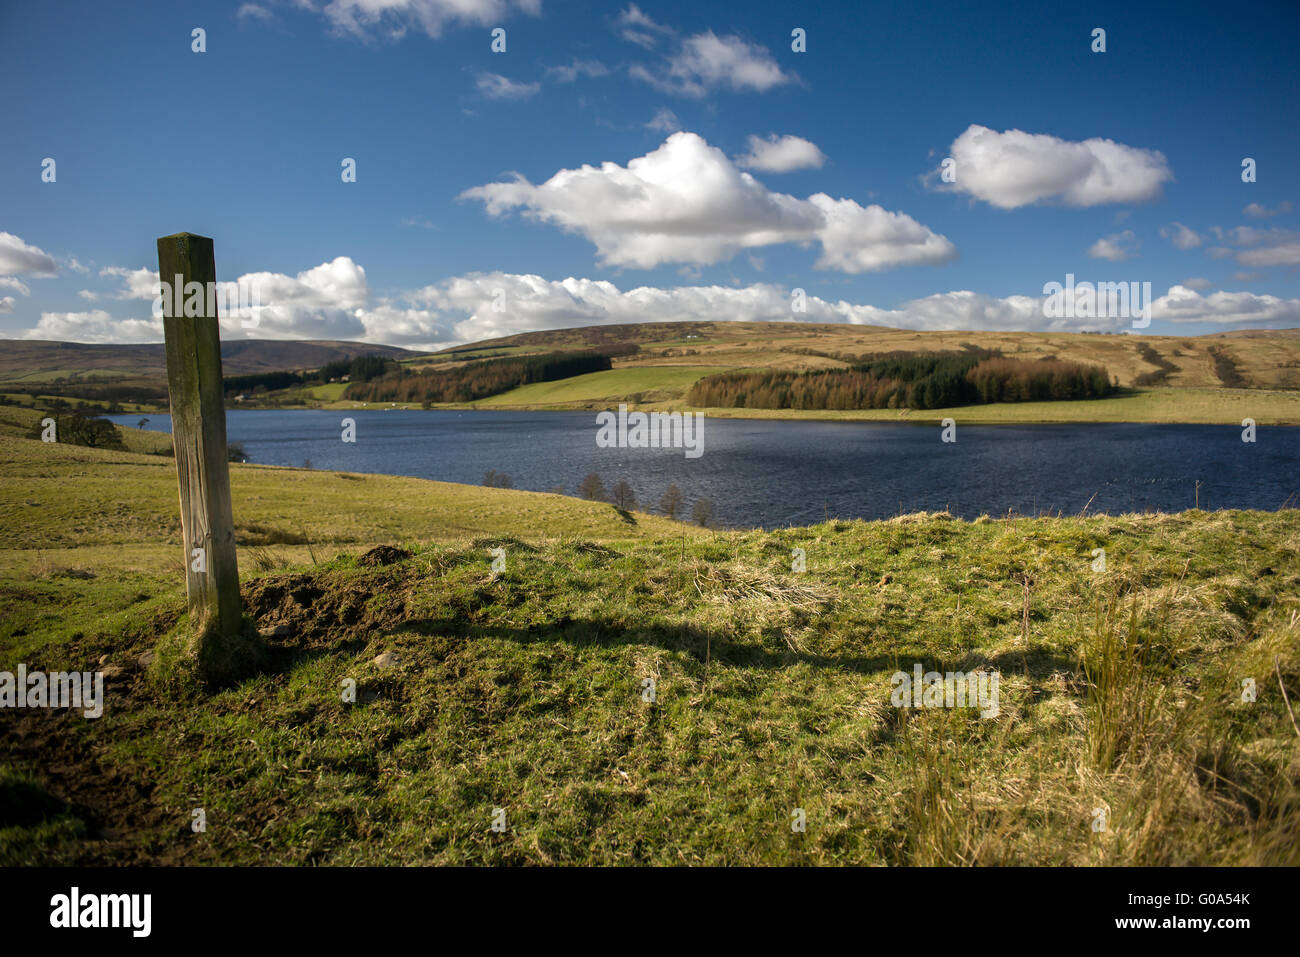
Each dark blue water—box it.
[111,410,1300,529]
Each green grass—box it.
[692,387,1300,425]
[472,365,728,407]
[0,430,1297,865]
[0,434,695,580]
[0,404,173,455]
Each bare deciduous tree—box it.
[612,479,636,510]
[660,483,683,519]
[578,472,606,501]
[692,497,714,528]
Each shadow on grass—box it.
[390,612,905,676]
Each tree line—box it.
[223,354,393,395]
[687,351,1113,411]
[346,351,613,404]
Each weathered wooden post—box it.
[156,232,248,682]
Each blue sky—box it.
[1,0,1298,347]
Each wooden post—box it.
[157,233,243,656]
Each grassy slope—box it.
[0,434,694,583]
[397,324,1300,422]
[13,324,1300,423]
[1,431,1297,866]
[696,387,1300,425]
[472,365,727,407]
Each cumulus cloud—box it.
[627,25,796,97]
[476,72,540,99]
[1159,222,1200,249]
[389,276,1300,344]
[0,232,58,278]
[0,297,14,314]
[316,0,541,40]
[939,125,1172,209]
[734,134,826,173]
[1206,225,1300,267]
[1180,277,1213,291]
[1224,227,1300,267]
[14,255,1300,347]
[1152,285,1300,326]
[22,310,161,343]
[0,277,32,296]
[1243,201,1291,219]
[100,265,160,300]
[75,257,374,342]
[460,131,955,272]
[1087,230,1137,261]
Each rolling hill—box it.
[0,339,426,385]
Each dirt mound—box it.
[356,545,412,567]
[241,572,405,653]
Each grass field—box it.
[473,365,727,407]
[694,387,1300,425]
[1,430,1297,865]
[11,323,1300,425]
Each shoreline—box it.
[224,385,1300,426]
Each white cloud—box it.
[415,276,1300,343]
[476,72,540,99]
[236,3,272,21]
[631,30,795,97]
[1088,230,1137,261]
[383,276,1300,344]
[940,125,1172,209]
[100,265,160,300]
[73,256,373,342]
[1159,222,1200,249]
[0,297,14,314]
[734,134,826,173]
[614,4,673,49]
[1227,227,1300,267]
[0,277,32,296]
[227,256,371,339]
[13,255,1300,347]
[78,290,100,301]
[1206,225,1300,267]
[22,310,162,343]
[645,107,680,132]
[1243,201,1291,219]
[461,131,955,272]
[1180,277,1212,290]
[1153,285,1300,326]
[546,59,608,83]
[316,0,541,40]
[0,232,58,278]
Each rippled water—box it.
[112,410,1300,529]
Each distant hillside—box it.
[429,322,1300,392]
[0,339,426,384]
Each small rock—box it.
[99,664,125,680]
[137,650,156,669]
[98,654,109,666]
[258,623,293,639]
[372,651,401,669]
